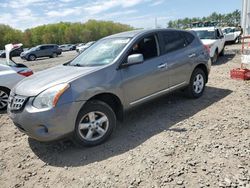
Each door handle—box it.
[158,64,167,69]
[188,53,196,58]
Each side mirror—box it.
[122,54,144,68]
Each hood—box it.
[200,39,216,46]
[14,65,99,96]
[21,49,32,54]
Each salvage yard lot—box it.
[0,45,249,187]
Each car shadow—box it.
[28,86,232,167]
[0,110,7,114]
[213,53,236,66]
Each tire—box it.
[0,87,10,111]
[220,46,225,56]
[234,37,239,44]
[185,68,206,99]
[72,100,116,147]
[28,54,36,61]
[52,53,58,58]
[211,50,218,64]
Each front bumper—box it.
[8,98,84,142]
[20,54,28,60]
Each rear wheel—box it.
[0,87,10,110]
[73,100,116,147]
[28,54,36,61]
[185,68,206,98]
[52,53,58,58]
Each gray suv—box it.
[20,44,62,61]
[8,29,211,146]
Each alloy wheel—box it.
[78,111,109,141]
[193,74,204,94]
[0,90,9,110]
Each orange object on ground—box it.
[230,36,250,80]
[230,68,250,80]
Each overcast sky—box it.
[0,0,241,30]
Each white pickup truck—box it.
[192,27,226,63]
[222,27,241,44]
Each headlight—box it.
[33,83,70,109]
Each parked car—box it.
[59,44,76,51]
[222,27,241,44]
[20,44,62,61]
[191,27,225,63]
[0,59,33,110]
[8,29,211,146]
[0,48,24,58]
[76,41,95,53]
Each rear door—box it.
[120,33,169,106]
[37,45,49,57]
[159,31,194,87]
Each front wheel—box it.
[0,87,10,110]
[73,100,116,147]
[185,68,206,98]
[211,50,218,64]
[220,46,225,56]
[28,54,36,61]
[52,53,58,58]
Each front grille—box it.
[8,93,28,111]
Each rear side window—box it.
[48,45,55,49]
[182,32,195,45]
[41,46,51,50]
[162,31,187,54]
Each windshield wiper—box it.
[73,63,82,67]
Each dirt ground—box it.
[0,46,249,188]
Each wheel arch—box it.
[84,92,124,121]
[0,86,11,93]
[194,64,208,83]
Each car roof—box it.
[104,28,188,39]
[191,27,220,31]
[222,27,235,29]
[37,44,57,47]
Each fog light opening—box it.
[40,125,48,133]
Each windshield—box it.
[85,41,94,47]
[194,30,216,40]
[70,38,130,67]
[30,47,38,51]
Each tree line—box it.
[0,20,133,49]
[168,10,241,29]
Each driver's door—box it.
[120,34,169,106]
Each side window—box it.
[182,32,195,45]
[163,31,186,54]
[129,35,159,60]
[40,46,46,50]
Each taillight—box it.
[18,69,33,77]
[204,45,211,54]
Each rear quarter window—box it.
[162,31,187,54]
[182,32,195,45]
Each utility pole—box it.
[242,0,250,36]
[155,17,158,28]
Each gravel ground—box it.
[0,46,250,188]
